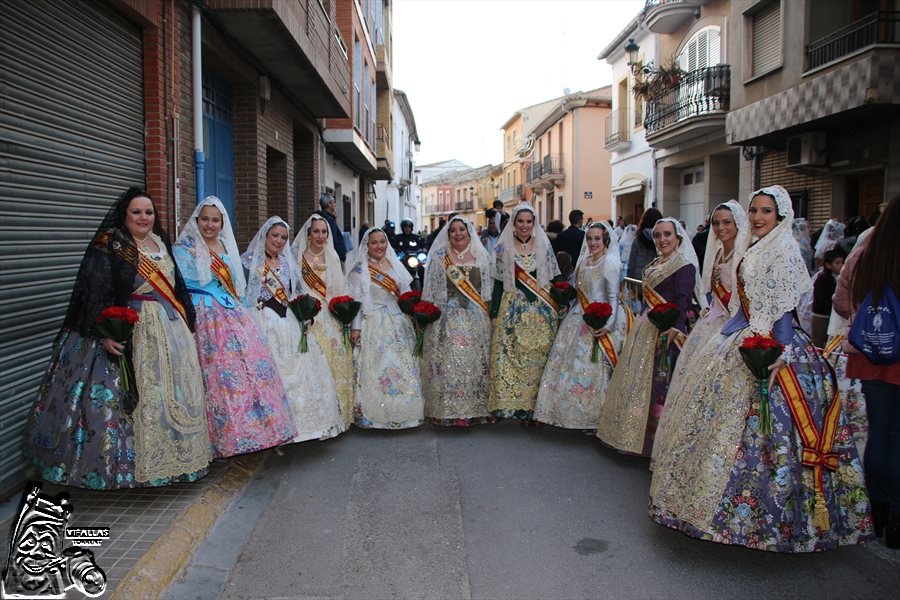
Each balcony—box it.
[527,160,543,183]
[539,154,564,186]
[454,200,474,212]
[806,11,899,71]
[644,0,707,34]
[375,122,392,180]
[645,65,730,147]
[499,186,517,203]
[604,108,631,151]
[322,127,377,175]
[206,0,350,118]
[376,43,392,89]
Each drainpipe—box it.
[192,6,204,204]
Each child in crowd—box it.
[811,247,846,347]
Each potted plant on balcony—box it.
[631,57,685,102]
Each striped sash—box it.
[302,256,328,299]
[108,237,187,322]
[514,263,557,311]
[577,288,617,367]
[643,284,684,349]
[444,255,489,315]
[209,250,240,300]
[262,265,289,305]
[368,265,400,297]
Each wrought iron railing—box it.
[454,200,474,211]
[499,187,516,202]
[527,160,543,182]
[541,153,563,176]
[644,0,687,10]
[621,276,644,316]
[644,65,730,135]
[604,109,630,146]
[806,11,899,70]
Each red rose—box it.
[412,301,441,317]
[399,291,422,302]
[648,302,679,315]
[96,306,140,325]
[329,295,354,311]
[584,303,613,318]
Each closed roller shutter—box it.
[752,1,782,76]
[0,0,145,497]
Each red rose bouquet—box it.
[647,302,681,372]
[739,334,785,435]
[549,281,577,319]
[398,290,422,316]
[95,306,140,394]
[411,300,441,357]
[582,302,613,363]
[288,294,321,352]
[328,295,362,351]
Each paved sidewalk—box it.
[0,453,264,599]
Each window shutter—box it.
[753,2,781,74]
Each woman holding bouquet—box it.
[291,214,354,427]
[173,197,296,457]
[653,201,749,463]
[535,221,627,429]
[488,203,561,421]
[649,186,873,552]
[595,218,701,456]
[242,217,344,442]
[420,216,493,426]
[347,228,424,429]
[25,188,211,489]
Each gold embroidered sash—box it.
[262,265,289,305]
[712,276,731,311]
[444,254,489,315]
[209,250,240,300]
[302,256,328,299]
[368,264,400,297]
[514,262,558,311]
[822,335,843,358]
[576,288,617,367]
[107,236,187,322]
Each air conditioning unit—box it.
[785,132,827,168]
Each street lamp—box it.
[414,139,421,152]
[625,38,640,74]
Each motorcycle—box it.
[395,237,428,292]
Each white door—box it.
[679,165,705,235]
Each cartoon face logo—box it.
[2,483,106,599]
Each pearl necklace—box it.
[452,244,469,261]
[307,246,326,263]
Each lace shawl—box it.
[346,228,412,316]
[290,213,346,298]
[653,217,704,309]
[700,200,749,303]
[494,202,560,291]
[575,221,622,294]
[241,217,304,305]
[422,216,493,306]
[174,196,246,296]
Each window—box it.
[353,36,362,131]
[750,1,781,76]
[678,26,721,72]
[363,61,370,143]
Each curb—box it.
[110,452,267,600]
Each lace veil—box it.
[728,185,812,334]
[174,196,246,296]
[422,216,493,306]
[813,218,845,260]
[494,202,560,292]
[346,227,412,315]
[653,217,704,308]
[576,221,622,292]
[241,216,303,304]
[700,200,750,299]
[291,213,346,297]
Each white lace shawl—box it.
[653,217,704,309]
[422,216,493,306]
[700,200,749,303]
[813,218,845,260]
[290,213,346,298]
[241,216,304,305]
[576,221,622,294]
[494,202,560,292]
[728,185,813,334]
[174,196,247,295]
[345,227,412,316]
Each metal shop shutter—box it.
[0,0,145,497]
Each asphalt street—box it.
[165,421,900,600]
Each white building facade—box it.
[374,89,420,230]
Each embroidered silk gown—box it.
[535,256,626,429]
[26,241,211,488]
[595,255,696,456]
[649,266,873,552]
[248,256,344,442]
[174,241,296,458]
[421,254,492,426]
[488,251,559,419]
[301,256,355,428]
[347,262,424,429]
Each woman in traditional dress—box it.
[649,186,873,552]
[654,202,749,462]
[242,217,344,442]
[596,218,701,457]
[535,222,627,430]
[420,216,493,426]
[173,197,296,457]
[25,188,210,489]
[347,228,424,429]
[488,203,561,421]
[291,214,354,428]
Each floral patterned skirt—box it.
[24,329,207,490]
[193,300,296,458]
[650,327,874,552]
[354,309,424,429]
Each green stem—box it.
[591,337,599,363]
[759,378,772,435]
[660,334,669,372]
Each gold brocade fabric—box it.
[422,267,491,422]
[309,284,354,427]
[132,251,211,483]
[649,327,755,529]
[595,253,689,454]
[488,288,557,414]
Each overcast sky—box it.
[392,0,645,168]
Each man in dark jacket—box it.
[554,210,586,266]
[692,220,710,273]
[316,193,347,263]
